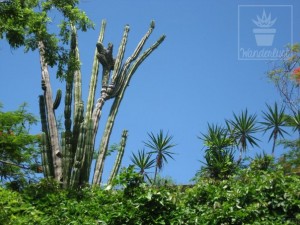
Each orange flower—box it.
[292,67,300,83]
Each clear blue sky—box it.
[0,0,299,184]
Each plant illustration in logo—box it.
[252,9,277,47]
[252,10,277,28]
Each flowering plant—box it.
[292,67,300,83]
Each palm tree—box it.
[200,123,233,151]
[144,130,176,183]
[130,149,155,182]
[198,124,236,180]
[227,109,260,162]
[260,103,288,156]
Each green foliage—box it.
[1,164,299,224]
[0,103,40,190]
[183,168,300,225]
[131,149,155,182]
[227,109,260,157]
[249,152,275,171]
[261,103,288,155]
[0,0,94,78]
[198,124,237,180]
[144,130,176,183]
[267,44,300,115]
[278,142,300,174]
[0,187,43,224]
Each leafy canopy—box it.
[0,0,94,78]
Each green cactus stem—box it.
[91,25,130,143]
[41,132,52,177]
[85,19,106,120]
[92,22,166,185]
[64,63,74,185]
[71,25,84,173]
[38,41,62,181]
[107,130,128,188]
[53,89,62,110]
[39,95,54,177]
[79,118,94,185]
[70,122,86,188]
[70,20,107,186]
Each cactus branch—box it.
[92,25,165,185]
[85,20,106,119]
[39,95,54,177]
[107,130,128,187]
[38,41,62,182]
[53,89,62,110]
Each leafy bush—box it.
[183,167,300,224]
[0,167,299,224]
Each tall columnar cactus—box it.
[38,20,165,188]
[92,22,165,185]
[38,41,62,181]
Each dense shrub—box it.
[182,168,300,225]
[0,168,299,225]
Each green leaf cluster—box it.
[1,163,299,224]
[0,103,40,190]
[0,0,94,78]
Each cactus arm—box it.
[111,21,156,97]
[92,27,165,185]
[41,132,52,177]
[78,119,94,185]
[72,23,82,122]
[91,25,130,141]
[61,132,67,187]
[111,25,130,83]
[85,19,106,119]
[53,89,62,110]
[39,95,54,177]
[125,35,166,81]
[71,24,84,161]
[38,41,62,182]
[70,122,86,188]
[70,20,107,186]
[72,101,84,158]
[107,130,128,187]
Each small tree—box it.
[227,109,260,162]
[260,103,288,156]
[144,130,176,183]
[0,103,40,190]
[267,44,300,115]
[198,123,237,180]
[131,149,155,182]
